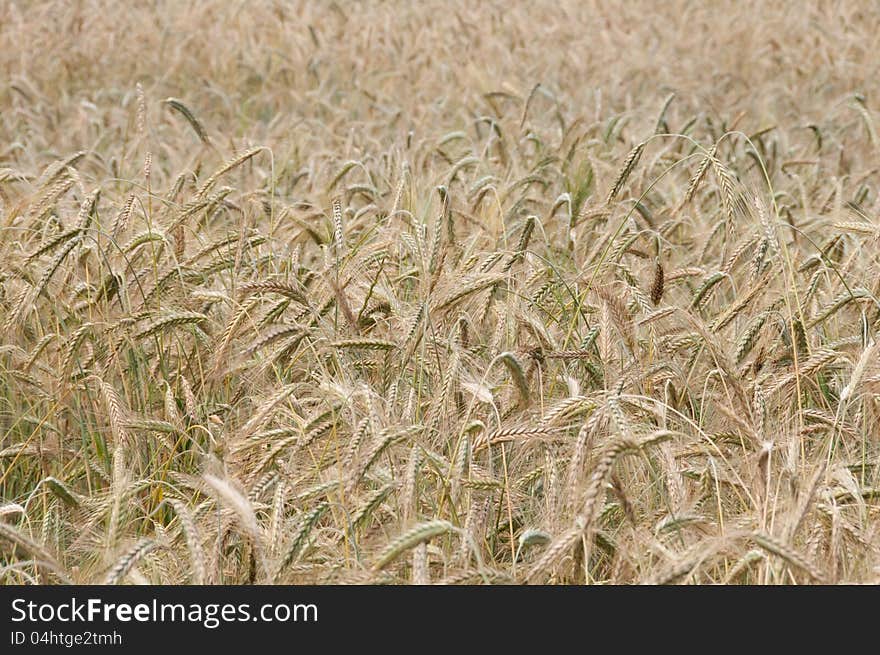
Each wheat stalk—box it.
[373,520,454,571]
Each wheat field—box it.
[1,0,879,585]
